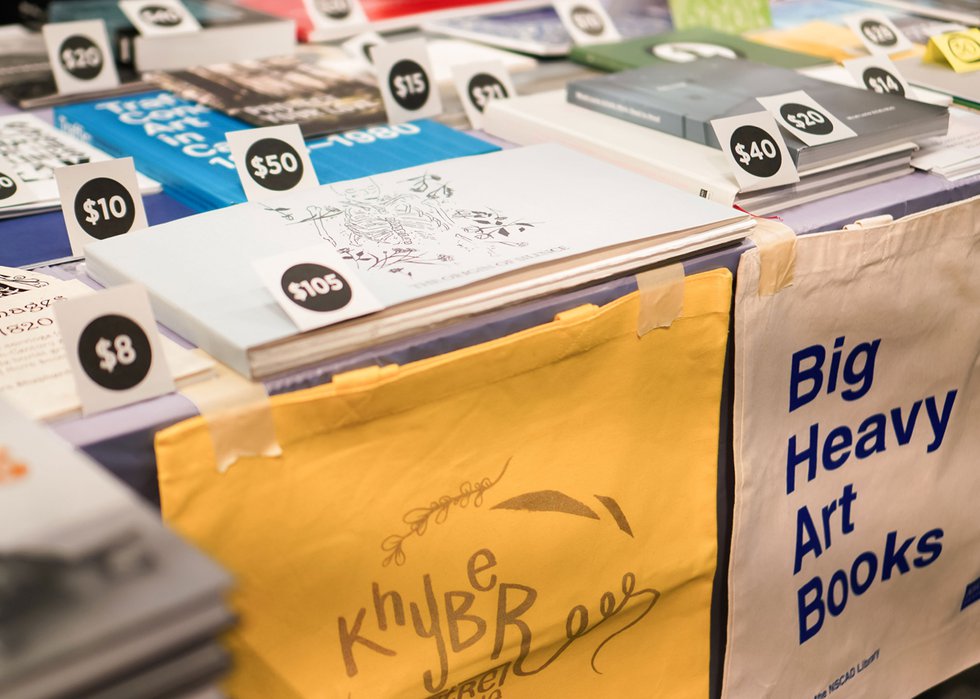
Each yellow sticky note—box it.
[924,28,980,73]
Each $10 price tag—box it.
[54,283,174,416]
[253,244,383,332]
[372,38,443,124]
[226,124,320,202]
[41,19,121,96]
[756,90,856,147]
[54,157,148,258]
[451,60,517,129]
[711,112,800,193]
[843,55,911,98]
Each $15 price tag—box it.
[226,124,320,202]
[119,0,202,36]
[372,38,443,124]
[756,90,856,147]
[451,60,517,129]
[253,244,383,332]
[41,19,121,95]
[843,55,911,98]
[53,283,174,416]
[711,112,800,193]
[54,157,148,258]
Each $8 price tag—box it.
[711,112,799,193]
[373,39,443,124]
[226,125,319,201]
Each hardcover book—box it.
[84,144,752,378]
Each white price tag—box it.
[42,20,121,96]
[226,124,320,202]
[451,60,517,129]
[711,112,800,193]
[54,283,174,416]
[756,90,857,147]
[303,0,368,34]
[341,30,386,66]
[843,55,912,98]
[119,0,202,36]
[372,39,443,124]
[54,157,148,258]
[0,158,38,210]
[553,0,621,46]
[253,244,383,332]
[844,12,914,56]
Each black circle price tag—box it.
[78,314,153,391]
[860,20,897,48]
[58,35,104,81]
[778,103,833,136]
[862,67,905,96]
[245,138,305,191]
[948,33,980,64]
[280,263,353,313]
[730,125,783,178]
[138,4,184,27]
[467,73,509,113]
[314,0,352,19]
[73,177,137,239]
[571,6,605,36]
[0,171,18,201]
[389,59,430,112]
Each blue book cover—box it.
[54,91,499,213]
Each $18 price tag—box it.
[372,38,443,124]
[553,0,621,46]
[451,60,517,129]
[253,244,383,332]
[226,124,320,202]
[41,19,120,95]
[53,283,174,416]
[54,157,148,258]
[711,112,800,193]
[844,12,914,56]
[756,90,856,147]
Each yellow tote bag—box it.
[155,269,732,699]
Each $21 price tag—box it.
[54,157,148,258]
[226,124,320,202]
[41,19,121,96]
[451,60,517,129]
[53,283,174,416]
[372,38,443,124]
[253,244,383,332]
[843,55,911,98]
[756,90,856,147]
[711,112,800,193]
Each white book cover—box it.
[85,144,749,376]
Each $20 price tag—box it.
[54,283,174,416]
[451,60,517,129]
[54,157,148,258]
[226,124,320,202]
[253,244,383,332]
[756,90,856,147]
[711,112,799,193]
[372,38,443,124]
[41,19,121,96]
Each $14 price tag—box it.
[372,38,443,124]
[844,12,914,56]
[54,157,148,258]
[756,90,856,147]
[119,0,202,36]
[451,60,517,129]
[53,283,174,416]
[253,244,383,332]
[711,112,800,193]
[226,124,320,202]
[41,19,120,95]
[843,55,911,98]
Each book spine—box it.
[568,47,632,73]
[566,83,685,139]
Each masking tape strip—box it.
[635,263,684,336]
[179,350,282,473]
[843,214,894,230]
[749,218,797,296]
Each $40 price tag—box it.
[41,19,120,96]
[451,60,517,129]
[54,157,148,258]
[253,244,383,332]
[226,124,320,202]
[54,283,174,416]
[119,0,202,36]
[372,38,443,124]
[711,112,800,193]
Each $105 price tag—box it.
[253,244,383,332]
[226,124,320,202]
[54,283,174,416]
[372,38,443,124]
[451,60,517,129]
[711,112,800,193]
[54,157,148,258]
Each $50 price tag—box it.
[711,112,800,193]
[451,60,517,129]
[54,283,174,416]
[253,244,383,332]
[226,124,320,202]
[372,38,443,124]
[41,19,121,96]
[756,90,856,147]
[54,157,148,258]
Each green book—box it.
[669,0,771,34]
[569,28,830,73]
